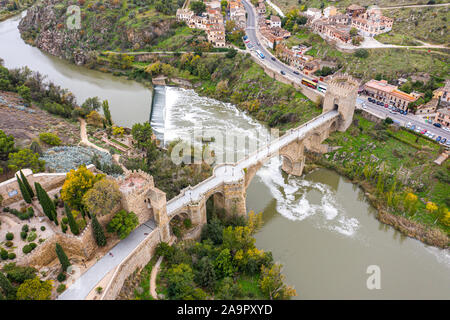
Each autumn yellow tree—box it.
[112,126,125,137]
[82,179,122,216]
[86,110,104,127]
[259,264,296,300]
[61,165,105,209]
[403,192,418,216]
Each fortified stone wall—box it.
[101,228,161,300]
[0,165,96,206]
[20,221,98,267]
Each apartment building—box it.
[363,79,418,111]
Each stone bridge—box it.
[57,75,358,300]
[157,75,359,240]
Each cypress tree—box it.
[64,203,79,235]
[92,214,107,247]
[20,170,34,198]
[35,182,57,223]
[55,243,71,272]
[16,174,31,204]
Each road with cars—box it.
[241,0,327,89]
[241,0,449,147]
[358,96,450,145]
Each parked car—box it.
[405,122,412,129]
[312,79,319,83]
[436,136,442,142]
[271,57,276,61]
[433,122,442,128]
[368,98,374,103]
[384,104,388,107]
[421,129,427,134]
[293,71,300,75]
[411,125,416,131]
[280,70,285,75]
[377,101,383,106]
[443,127,450,132]
[441,138,447,144]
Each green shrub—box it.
[22,245,32,254]
[26,231,37,242]
[40,226,46,231]
[0,249,8,260]
[172,226,181,238]
[57,284,66,293]
[20,231,27,240]
[62,217,68,224]
[39,132,61,146]
[5,232,14,241]
[22,225,29,232]
[183,218,192,229]
[5,241,13,247]
[57,272,66,282]
[2,263,37,283]
[8,253,16,260]
[29,242,37,250]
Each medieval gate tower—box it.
[322,74,360,131]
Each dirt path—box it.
[149,256,163,299]
[78,118,110,153]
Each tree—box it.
[166,263,195,299]
[214,248,235,278]
[64,203,79,235]
[259,264,296,300]
[17,84,32,105]
[0,129,16,161]
[0,271,16,300]
[61,165,105,209]
[354,49,369,59]
[35,182,57,223]
[92,214,107,247]
[8,149,45,173]
[131,122,158,163]
[82,179,121,217]
[190,1,206,15]
[81,97,101,115]
[86,110,104,127]
[349,27,358,37]
[102,100,112,126]
[16,173,32,204]
[39,132,61,146]
[107,210,139,239]
[194,256,216,291]
[55,243,71,272]
[16,277,52,300]
[20,170,34,198]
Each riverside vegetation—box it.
[131,207,296,300]
[309,112,450,247]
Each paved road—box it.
[241,0,327,89]
[358,97,450,141]
[58,220,156,300]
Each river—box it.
[0,13,152,128]
[1,13,449,299]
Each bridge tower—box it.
[322,74,359,131]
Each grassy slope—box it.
[322,114,449,234]
[376,6,450,45]
[284,27,449,81]
[274,0,450,12]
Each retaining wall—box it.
[101,228,161,300]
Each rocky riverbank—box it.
[18,0,175,65]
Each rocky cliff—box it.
[19,0,176,65]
